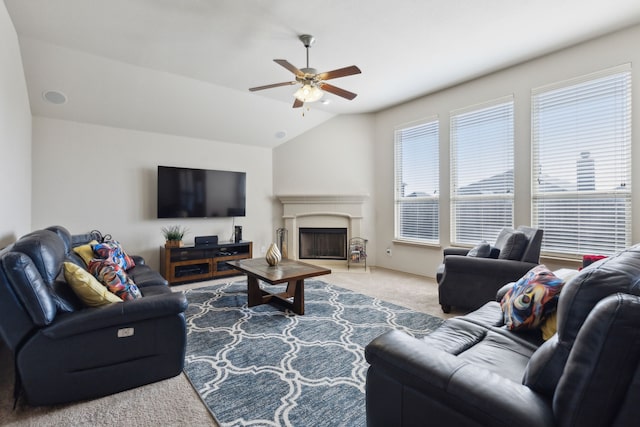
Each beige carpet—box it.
[0,267,460,426]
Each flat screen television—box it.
[157,165,246,218]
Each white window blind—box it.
[394,118,439,243]
[532,65,631,256]
[450,97,514,245]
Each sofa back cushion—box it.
[3,229,85,319]
[1,251,58,326]
[12,230,66,285]
[524,244,640,396]
[494,228,527,260]
[516,226,543,263]
[552,293,640,427]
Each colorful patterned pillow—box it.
[500,265,564,331]
[93,240,136,271]
[88,258,141,301]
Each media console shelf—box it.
[160,241,253,285]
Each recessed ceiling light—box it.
[275,130,287,139]
[320,99,331,105]
[42,90,67,105]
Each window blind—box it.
[394,118,439,243]
[532,65,631,256]
[450,97,514,245]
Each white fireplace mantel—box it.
[277,194,369,261]
[278,195,369,205]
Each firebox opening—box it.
[299,227,347,260]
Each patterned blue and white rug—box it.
[183,280,444,427]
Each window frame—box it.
[450,96,515,246]
[531,64,632,257]
[393,117,440,244]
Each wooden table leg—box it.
[247,275,262,307]
[287,279,305,315]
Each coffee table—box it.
[225,258,331,315]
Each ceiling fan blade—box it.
[317,65,361,81]
[320,83,358,100]
[249,81,296,92]
[274,59,304,77]
[293,98,304,108]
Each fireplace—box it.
[299,228,347,260]
[278,195,368,262]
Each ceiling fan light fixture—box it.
[294,84,324,103]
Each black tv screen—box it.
[157,166,246,218]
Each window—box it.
[394,118,439,243]
[532,65,631,256]
[450,97,514,245]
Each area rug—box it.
[183,280,444,427]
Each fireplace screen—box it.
[299,228,347,260]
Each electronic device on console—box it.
[195,235,218,247]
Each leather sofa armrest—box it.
[365,330,554,427]
[42,292,188,339]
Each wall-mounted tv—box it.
[157,165,246,218]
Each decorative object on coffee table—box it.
[265,242,282,266]
[162,225,187,248]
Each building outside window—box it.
[394,118,439,243]
[450,97,515,245]
[532,65,632,256]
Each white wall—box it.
[276,24,640,277]
[31,117,275,270]
[0,2,31,248]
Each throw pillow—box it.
[467,240,491,258]
[500,265,565,331]
[498,231,527,260]
[72,240,99,266]
[93,240,136,270]
[63,262,122,306]
[88,259,142,301]
[540,312,558,341]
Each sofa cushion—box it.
[1,252,57,326]
[501,265,564,331]
[524,245,640,397]
[88,259,142,301]
[63,262,122,306]
[467,241,491,258]
[457,330,537,383]
[93,241,136,270]
[128,265,169,287]
[72,240,98,266]
[12,230,66,285]
[497,230,527,260]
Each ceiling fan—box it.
[249,34,361,109]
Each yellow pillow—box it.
[540,311,558,341]
[63,262,122,306]
[73,240,99,265]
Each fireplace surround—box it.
[278,195,368,262]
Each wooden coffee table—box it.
[225,258,331,315]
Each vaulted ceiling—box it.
[5,0,640,147]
